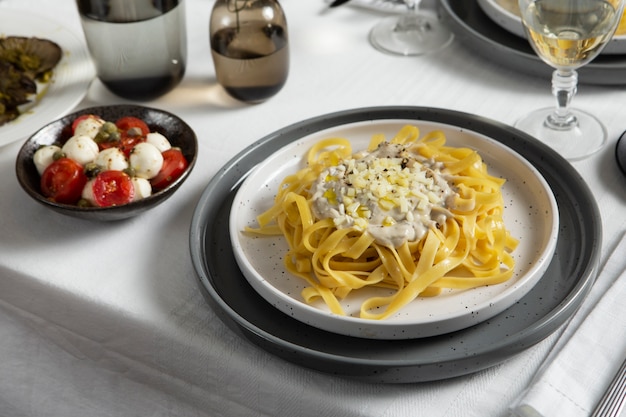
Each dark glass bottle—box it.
[209,0,289,103]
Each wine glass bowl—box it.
[369,0,454,56]
[515,0,625,160]
[521,0,619,67]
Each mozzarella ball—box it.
[74,117,105,139]
[146,132,171,152]
[33,145,62,175]
[129,142,163,179]
[131,177,152,201]
[95,147,129,171]
[62,135,99,166]
[81,179,96,206]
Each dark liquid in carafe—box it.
[102,72,184,101]
[211,24,289,102]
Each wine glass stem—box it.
[547,68,578,130]
[397,0,429,31]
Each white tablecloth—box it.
[1,1,625,416]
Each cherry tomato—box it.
[40,157,88,204]
[96,141,117,152]
[92,170,135,207]
[115,116,150,137]
[118,133,146,157]
[150,148,188,191]
[71,114,100,134]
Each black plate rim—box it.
[189,106,602,380]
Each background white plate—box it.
[230,120,559,340]
[478,0,626,55]
[0,10,95,147]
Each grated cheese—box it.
[310,142,456,248]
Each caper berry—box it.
[123,167,136,177]
[101,121,117,134]
[77,199,91,208]
[108,131,121,142]
[127,127,143,137]
[84,162,101,178]
[52,150,66,160]
[94,131,109,144]
[94,121,121,143]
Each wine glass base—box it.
[515,107,608,161]
[369,13,453,56]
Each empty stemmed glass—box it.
[369,0,453,56]
[516,0,625,160]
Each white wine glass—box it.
[516,0,625,160]
[369,0,453,56]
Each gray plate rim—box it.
[189,106,602,383]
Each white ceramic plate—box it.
[230,120,559,340]
[477,0,626,55]
[0,10,95,147]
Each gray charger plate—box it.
[189,106,601,383]
[439,0,626,85]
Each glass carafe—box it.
[77,0,187,101]
[209,0,289,103]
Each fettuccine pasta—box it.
[246,125,519,320]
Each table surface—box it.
[1,0,625,416]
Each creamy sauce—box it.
[310,142,457,248]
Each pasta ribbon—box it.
[245,126,519,320]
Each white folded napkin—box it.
[509,232,626,417]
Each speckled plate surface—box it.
[189,106,601,383]
[229,120,559,340]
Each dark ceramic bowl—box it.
[16,104,198,221]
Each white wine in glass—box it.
[516,0,625,160]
